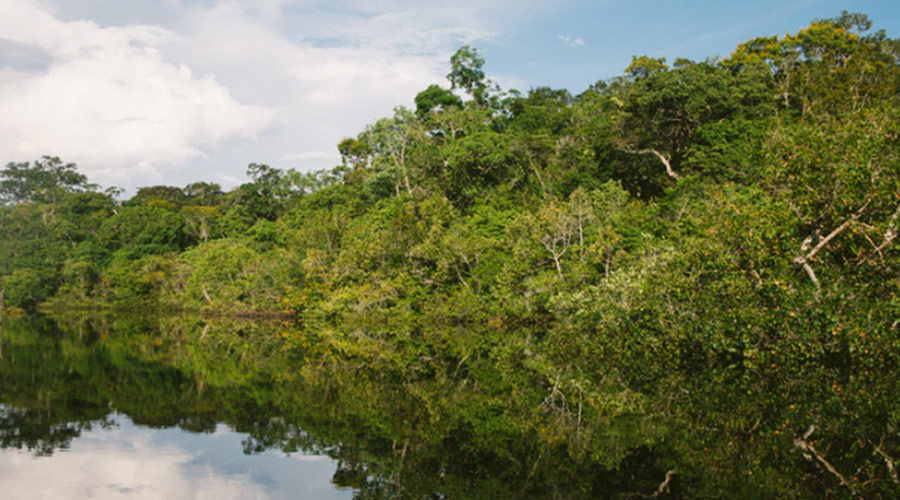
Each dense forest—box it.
[2,11,900,499]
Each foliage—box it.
[0,156,96,205]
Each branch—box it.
[798,261,820,291]
[874,203,900,256]
[802,219,853,263]
[623,148,680,180]
[792,219,854,292]
[619,468,678,499]
[873,440,899,485]
[794,425,860,497]
[653,469,677,497]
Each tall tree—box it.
[360,107,423,197]
[447,45,499,106]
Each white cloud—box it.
[281,151,340,162]
[0,0,549,191]
[0,0,275,190]
[558,34,585,47]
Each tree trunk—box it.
[403,172,412,196]
[551,251,563,278]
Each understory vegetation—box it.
[1,12,899,499]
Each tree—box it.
[624,55,668,78]
[535,201,577,278]
[129,185,188,207]
[448,46,486,96]
[0,156,95,205]
[359,107,423,197]
[98,203,192,257]
[414,84,463,118]
[447,45,498,106]
[180,205,221,243]
[724,11,897,116]
[338,137,371,168]
[229,164,287,221]
[615,58,771,188]
[183,182,223,206]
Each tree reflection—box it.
[0,313,897,499]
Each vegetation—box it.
[1,11,899,499]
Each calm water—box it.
[0,409,352,500]
[2,312,899,499]
[0,314,365,499]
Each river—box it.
[0,312,898,499]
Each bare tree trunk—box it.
[403,173,412,196]
[531,161,547,194]
[400,142,412,196]
[541,237,568,278]
[551,251,563,278]
[578,218,584,262]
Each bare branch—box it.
[794,425,860,497]
[873,440,899,485]
[653,469,677,497]
[874,203,900,255]
[803,219,853,263]
[799,261,820,291]
[793,219,854,291]
[623,148,680,180]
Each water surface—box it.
[1,312,898,499]
[0,409,352,500]
[0,314,374,499]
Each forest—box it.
[1,11,900,499]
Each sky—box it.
[0,0,898,193]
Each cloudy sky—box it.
[0,0,898,193]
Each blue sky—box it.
[0,0,897,192]
[486,0,900,92]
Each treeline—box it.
[2,12,900,497]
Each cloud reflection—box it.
[0,415,352,500]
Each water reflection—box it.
[0,314,362,499]
[1,312,898,499]
[0,410,351,499]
